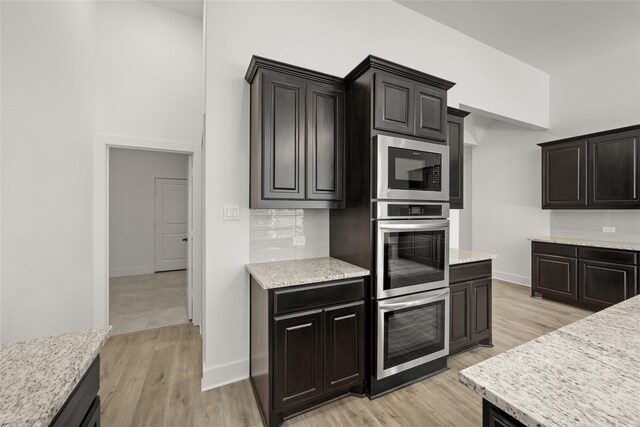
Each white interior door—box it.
[155,178,188,272]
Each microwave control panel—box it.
[387,204,443,217]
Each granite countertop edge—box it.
[459,371,541,427]
[528,236,640,251]
[246,257,370,290]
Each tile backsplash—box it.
[550,210,640,243]
[249,209,330,263]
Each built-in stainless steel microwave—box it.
[375,135,449,201]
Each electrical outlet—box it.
[293,235,306,246]
[602,226,616,233]
[223,204,240,221]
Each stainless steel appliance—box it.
[375,135,449,201]
[376,288,449,379]
[372,201,450,383]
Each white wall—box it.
[1,1,202,343]
[470,42,640,286]
[1,1,97,343]
[551,42,640,137]
[96,1,203,143]
[471,123,554,286]
[109,148,188,277]
[203,0,550,389]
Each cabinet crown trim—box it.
[447,106,470,117]
[538,124,640,147]
[344,55,456,90]
[245,55,344,86]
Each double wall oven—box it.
[371,135,451,391]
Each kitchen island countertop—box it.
[0,327,111,426]
[459,294,640,426]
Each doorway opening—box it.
[108,147,194,335]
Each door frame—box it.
[94,133,204,331]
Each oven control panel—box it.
[377,202,449,219]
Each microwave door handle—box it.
[378,221,449,231]
[378,289,449,310]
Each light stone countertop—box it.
[529,236,640,251]
[459,295,640,427]
[246,257,370,290]
[0,327,111,427]
[449,248,496,265]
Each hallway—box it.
[109,270,189,335]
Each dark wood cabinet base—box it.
[531,241,638,310]
[50,356,100,427]
[250,277,367,427]
[483,399,525,427]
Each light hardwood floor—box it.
[100,280,593,426]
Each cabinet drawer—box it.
[532,242,577,257]
[450,260,491,284]
[273,278,365,316]
[578,247,637,265]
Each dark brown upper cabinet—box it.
[588,130,640,207]
[373,71,448,143]
[246,56,345,209]
[374,72,414,136]
[345,56,454,144]
[542,140,587,208]
[447,107,470,209]
[539,125,640,209]
[415,84,447,141]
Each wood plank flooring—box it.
[100,279,593,427]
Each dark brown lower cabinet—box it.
[51,357,100,427]
[251,277,366,427]
[274,310,324,411]
[532,242,638,310]
[483,400,525,427]
[578,260,636,310]
[532,253,577,301]
[449,260,493,355]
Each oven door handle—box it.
[378,289,449,310]
[377,220,449,231]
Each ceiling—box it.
[142,0,203,19]
[397,1,640,73]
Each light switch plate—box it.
[293,235,306,246]
[602,226,616,233]
[223,204,240,221]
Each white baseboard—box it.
[494,270,531,287]
[201,359,249,391]
[109,266,154,278]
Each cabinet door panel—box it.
[470,278,492,342]
[324,302,364,392]
[542,141,587,208]
[448,115,464,208]
[588,132,640,207]
[374,72,414,136]
[262,72,305,200]
[579,260,637,309]
[414,84,446,142]
[449,282,471,353]
[307,83,344,201]
[274,310,323,411]
[532,254,577,300]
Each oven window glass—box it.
[383,300,445,369]
[383,230,446,292]
[388,147,442,192]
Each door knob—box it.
[182,237,188,242]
